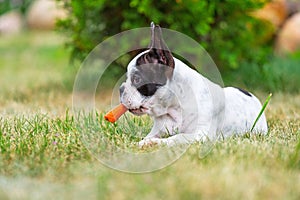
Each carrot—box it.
[104,104,128,123]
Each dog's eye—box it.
[137,83,162,96]
[132,75,141,85]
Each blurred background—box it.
[0,0,300,114]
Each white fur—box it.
[120,52,268,147]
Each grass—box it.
[0,31,299,199]
[0,31,75,116]
[223,54,300,93]
[251,93,272,132]
[0,109,299,199]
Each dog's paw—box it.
[138,138,165,148]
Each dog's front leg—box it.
[145,115,177,138]
[158,132,208,146]
[139,124,214,147]
[138,115,178,147]
[138,132,206,147]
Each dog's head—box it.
[120,22,175,116]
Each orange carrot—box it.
[104,104,128,123]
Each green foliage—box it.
[224,53,300,93]
[0,0,10,15]
[57,0,272,71]
[0,0,33,15]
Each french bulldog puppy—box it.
[120,22,268,147]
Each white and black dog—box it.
[120,23,268,147]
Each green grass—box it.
[224,53,300,93]
[0,110,299,199]
[251,93,272,132]
[0,31,299,199]
[0,31,75,115]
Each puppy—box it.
[120,23,268,147]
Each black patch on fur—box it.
[237,88,252,97]
[135,23,175,81]
[137,83,163,96]
[131,63,168,96]
[131,23,176,97]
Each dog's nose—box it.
[119,84,125,96]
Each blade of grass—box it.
[289,137,300,169]
[251,93,272,132]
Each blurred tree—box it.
[0,0,33,15]
[57,0,272,71]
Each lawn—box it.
[0,31,299,200]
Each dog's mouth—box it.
[129,106,148,116]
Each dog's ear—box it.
[149,22,175,75]
[136,22,175,79]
